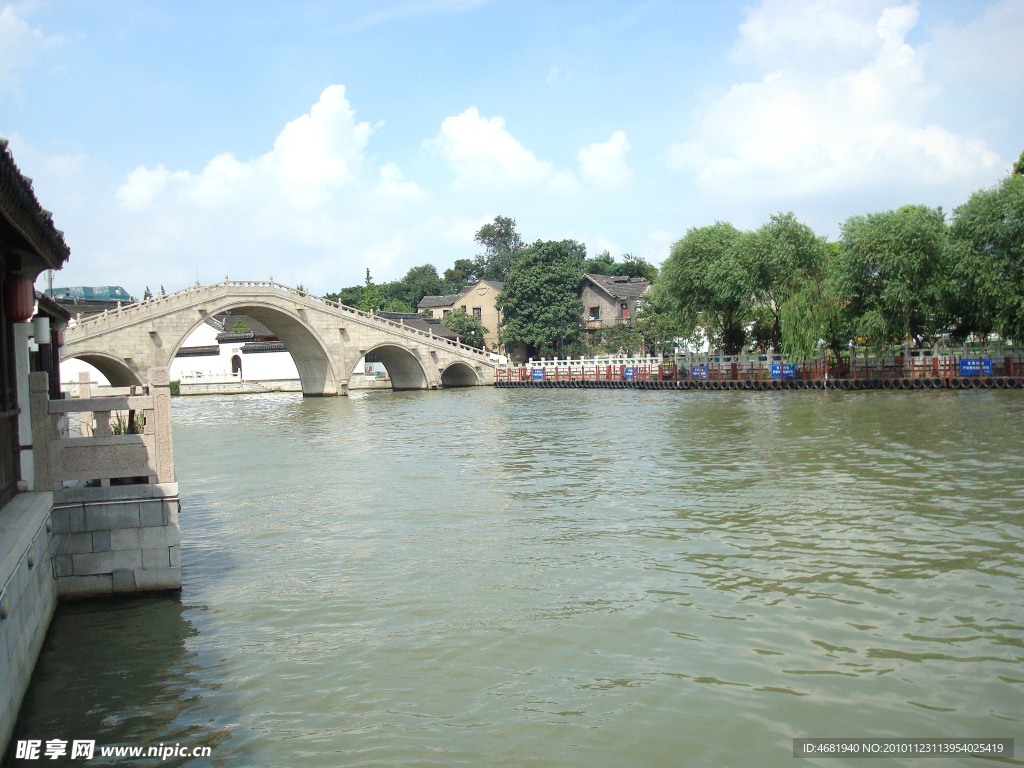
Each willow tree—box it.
[654,222,749,354]
[946,167,1024,343]
[740,212,829,354]
[836,205,947,348]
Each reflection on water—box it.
[12,388,1024,767]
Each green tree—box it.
[777,241,853,360]
[583,250,617,275]
[399,264,446,308]
[634,294,685,356]
[441,308,489,349]
[358,268,383,313]
[231,319,250,334]
[837,205,947,348]
[946,168,1024,343]
[143,286,152,300]
[474,215,525,280]
[740,213,828,352]
[655,222,751,354]
[443,258,479,292]
[618,253,658,282]
[497,239,586,357]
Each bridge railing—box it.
[67,279,494,362]
[30,368,174,491]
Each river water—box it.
[13,388,1024,767]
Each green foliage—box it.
[441,308,489,348]
[111,411,145,435]
[946,170,1024,342]
[740,212,830,353]
[583,250,617,275]
[143,286,152,300]
[169,380,180,396]
[837,205,947,348]
[474,215,525,280]
[159,285,166,296]
[399,264,446,308]
[583,250,658,282]
[634,294,686,355]
[497,239,586,356]
[593,322,642,355]
[358,269,383,313]
[655,222,750,354]
[1014,149,1024,177]
[444,258,479,292]
[231,320,250,333]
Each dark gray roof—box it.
[0,138,71,270]
[417,292,465,309]
[583,273,650,300]
[418,279,503,309]
[215,312,276,340]
[379,311,460,339]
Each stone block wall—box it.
[51,483,181,598]
[0,493,56,752]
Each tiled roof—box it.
[0,138,71,270]
[379,311,460,339]
[583,273,650,300]
[417,292,465,309]
[418,279,503,308]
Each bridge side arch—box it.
[440,361,479,387]
[356,342,431,391]
[166,300,342,397]
[62,351,144,387]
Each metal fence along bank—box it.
[494,348,1024,391]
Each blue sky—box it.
[2,0,1021,297]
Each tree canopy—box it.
[473,215,525,281]
[836,205,947,348]
[655,222,750,354]
[441,308,489,349]
[496,239,586,357]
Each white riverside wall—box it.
[0,493,56,753]
[51,483,181,598]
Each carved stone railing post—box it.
[29,372,54,492]
[77,371,93,436]
[148,367,174,483]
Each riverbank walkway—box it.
[495,348,1024,390]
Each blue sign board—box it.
[770,364,796,379]
[532,368,544,380]
[691,365,708,380]
[624,367,634,380]
[959,358,993,376]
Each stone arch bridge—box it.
[62,280,497,396]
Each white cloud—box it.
[117,85,384,212]
[428,106,579,192]
[668,0,1006,208]
[922,0,1024,91]
[578,131,632,190]
[0,4,64,98]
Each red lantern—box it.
[3,275,35,322]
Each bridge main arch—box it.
[168,300,342,397]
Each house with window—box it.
[417,279,503,351]
[579,273,650,339]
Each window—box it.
[443,309,451,318]
[472,307,482,321]
[621,303,629,319]
[589,306,600,320]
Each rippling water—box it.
[13,388,1024,766]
